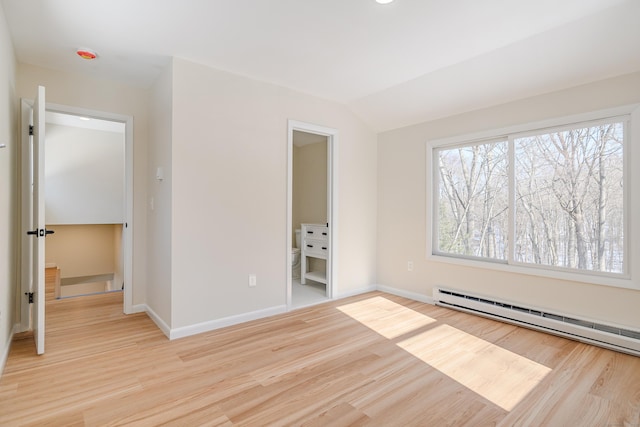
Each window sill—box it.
[427,252,639,291]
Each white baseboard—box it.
[1,323,19,378]
[334,284,378,299]
[376,284,435,305]
[169,305,288,340]
[140,285,433,342]
[143,305,171,339]
[129,304,147,314]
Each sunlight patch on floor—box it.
[338,296,551,411]
[398,323,551,411]
[337,296,437,339]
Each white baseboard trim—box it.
[140,285,433,342]
[334,284,378,299]
[169,305,288,340]
[1,324,19,378]
[129,304,147,314]
[376,284,435,305]
[144,305,171,339]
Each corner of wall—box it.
[0,323,18,377]
[145,60,173,328]
[0,0,19,379]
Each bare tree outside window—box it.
[514,123,624,273]
[436,141,509,260]
[434,120,625,275]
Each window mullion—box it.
[508,136,515,266]
[623,119,630,277]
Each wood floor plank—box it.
[299,402,371,427]
[1,289,639,426]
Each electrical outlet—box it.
[248,274,257,287]
[407,261,413,272]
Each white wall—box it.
[0,2,18,372]
[45,124,124,224]
[293,141,329,272]
[147,61,173,326]
[378,71,640,329]
[293,141,328,231]
[168,58,377,329]
[17,63,149,308]
[45,224,118,278]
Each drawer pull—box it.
[322,232,327,236]
[322,247,327,250]
[307,231,314,234]
[307,244,313,248]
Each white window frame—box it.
[426,105,640,291]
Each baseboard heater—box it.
[433,287,640,357]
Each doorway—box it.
[287,120,337,310]
[44,111,125,300]
[20,99,134,335]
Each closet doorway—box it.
[287,120,337,310]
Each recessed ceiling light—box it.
[76,48,97,60]
[376,0,394,4]
[78,117,91,121]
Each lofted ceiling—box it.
[2,0,639,132]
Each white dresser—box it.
[300,223,329,285]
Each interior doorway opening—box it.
[287,120,337,310]
[19,99,135,339]
[44,111,126,300]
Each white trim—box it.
[376,284,435,305]
[146,285,424,341]
[286,120,338,309]
[19,99,136,327]
[169,305,287,340]
[19,100,33,331]
[428,105,636,149]
[1,324,19,377]
[508,134,516,266]
[130,304,147,314]
[335,284,378,300]
[143,304,171,339]
[427,253,638,290]
[286,127,293,309]
[44,103,136,314]
[426,104,640,290]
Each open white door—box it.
[28,86,47,355]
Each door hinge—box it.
[29,125,34,136]
[25,292,34,304]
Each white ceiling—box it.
[3,0,639,132]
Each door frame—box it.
[19,100,135,330]
[286,120,338,309]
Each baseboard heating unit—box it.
[433,287,640,357]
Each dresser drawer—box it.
[300,223,330,285]
[303,240,329,258]
[303,225,328,241]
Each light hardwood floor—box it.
[1,290,639,426]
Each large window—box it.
[432,115,628,278]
